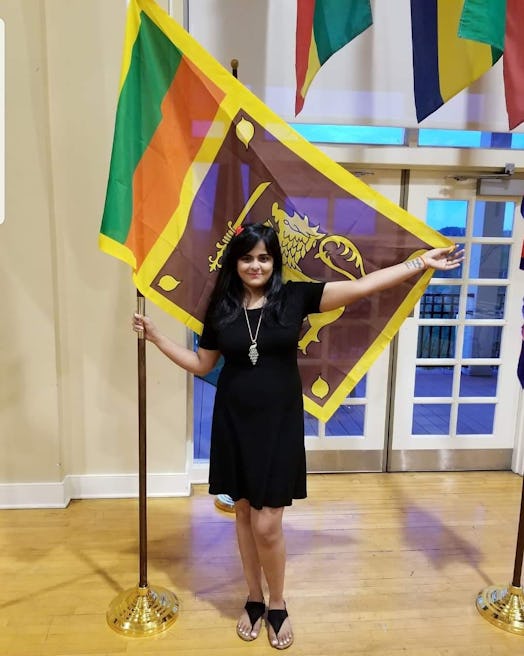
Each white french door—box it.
[389,171,524,471]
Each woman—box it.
[133,223,463,649]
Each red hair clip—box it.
[234,226,244,236]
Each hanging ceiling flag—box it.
[295,0,372,115]
[458,0,506,53]
[100,0,452,422]
[503,0,524,130]
[411,0,503,123]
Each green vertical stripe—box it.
[313,0,372,65]
[101,12,183,243]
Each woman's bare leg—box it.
[250,506,293,648]
[235,499,265,639]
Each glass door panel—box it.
[390,172,524,471]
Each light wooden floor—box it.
[2,472,524,655]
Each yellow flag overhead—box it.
[100,0,452,422]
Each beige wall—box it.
[0,0,190,505]
[1,1,60,485]
[0,1,522,506]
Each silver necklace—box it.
[243,303,264,365]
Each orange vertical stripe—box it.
[125,58,225,267]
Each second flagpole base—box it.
[215,494,235,513]
[476,584,524,635]
[107,584,179,637]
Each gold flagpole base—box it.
[476,584,524,635]
[215,494,235,513]
[107,584,179,637]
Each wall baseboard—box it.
[0,472,191,509]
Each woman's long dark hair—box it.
[207,223,285,328]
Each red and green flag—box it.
[452,0,524,130]
[453,0,524,130]
[503,0,524,130]
[295,0,372,115]
[100,0,452,422]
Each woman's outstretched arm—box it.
[319,246,464,313]
[132,313,220,376]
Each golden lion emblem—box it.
[268,202,365,354]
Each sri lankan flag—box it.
[411,0,503,123]
[100,0,452,423]
[295,0,372,115]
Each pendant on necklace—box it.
[243,303,264,366]
[248,343,259,365]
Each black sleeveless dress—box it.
[199,282,325,509]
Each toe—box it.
[276,619,293,648]
[237,610,263,641]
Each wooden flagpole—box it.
[475,297,524,631]
[213,59,239,516]
[137,291,148,588]
[476,468,524,633]
[105,291,179,636]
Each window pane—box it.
[469,244,510,279]
[463,326,502,359]
[426,199,467,236]
[290,123,406,145]
[305,412,319,436]
[513,133,524,149]
[418,129,482,148]
[193,378,214,460]
[348,376,366,398]
[420,286,460,318]
[457,403,495,434]
[459,366,498,397]
[466,285,506,319]
[414,366,453,397]
[412,404,451,435]
[418,128,524,150]
[325,405,364,436]
[417,325,457,358]
[473,201,514,237]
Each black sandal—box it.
[267,607,294,650]
[236,599,266,641]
